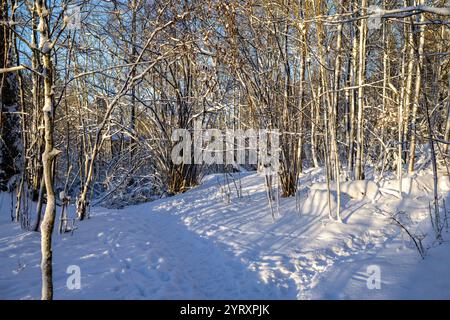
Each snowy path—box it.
[1,169,450,299]
[90,209,286,299]
[0,202,285,299]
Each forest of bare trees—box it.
[0,0,449,300]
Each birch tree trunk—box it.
[402,9,415,162]
[398,38,406,195]
[380,0,389,173]
[408,0,425,173]
[332,5,343,222]
[355,0,367,180]
[347,1,358,178]
[36,0,60,300]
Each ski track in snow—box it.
[0,168,449,299]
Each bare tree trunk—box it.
[403,8,415,162]
[129,0,137,162]
[347,5,358,178]
[30,4,43,202]
[380,2,388,176]
[36,0,60,300]
[355,0,367,180]
[408,0,425,173]
[444,99,450,156]
[296,61,305,175]
[331,6,343,222]
[308,59,319,168]
[398,39,406,195]
[425,84,441,241]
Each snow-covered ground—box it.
[1,168,449,299]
